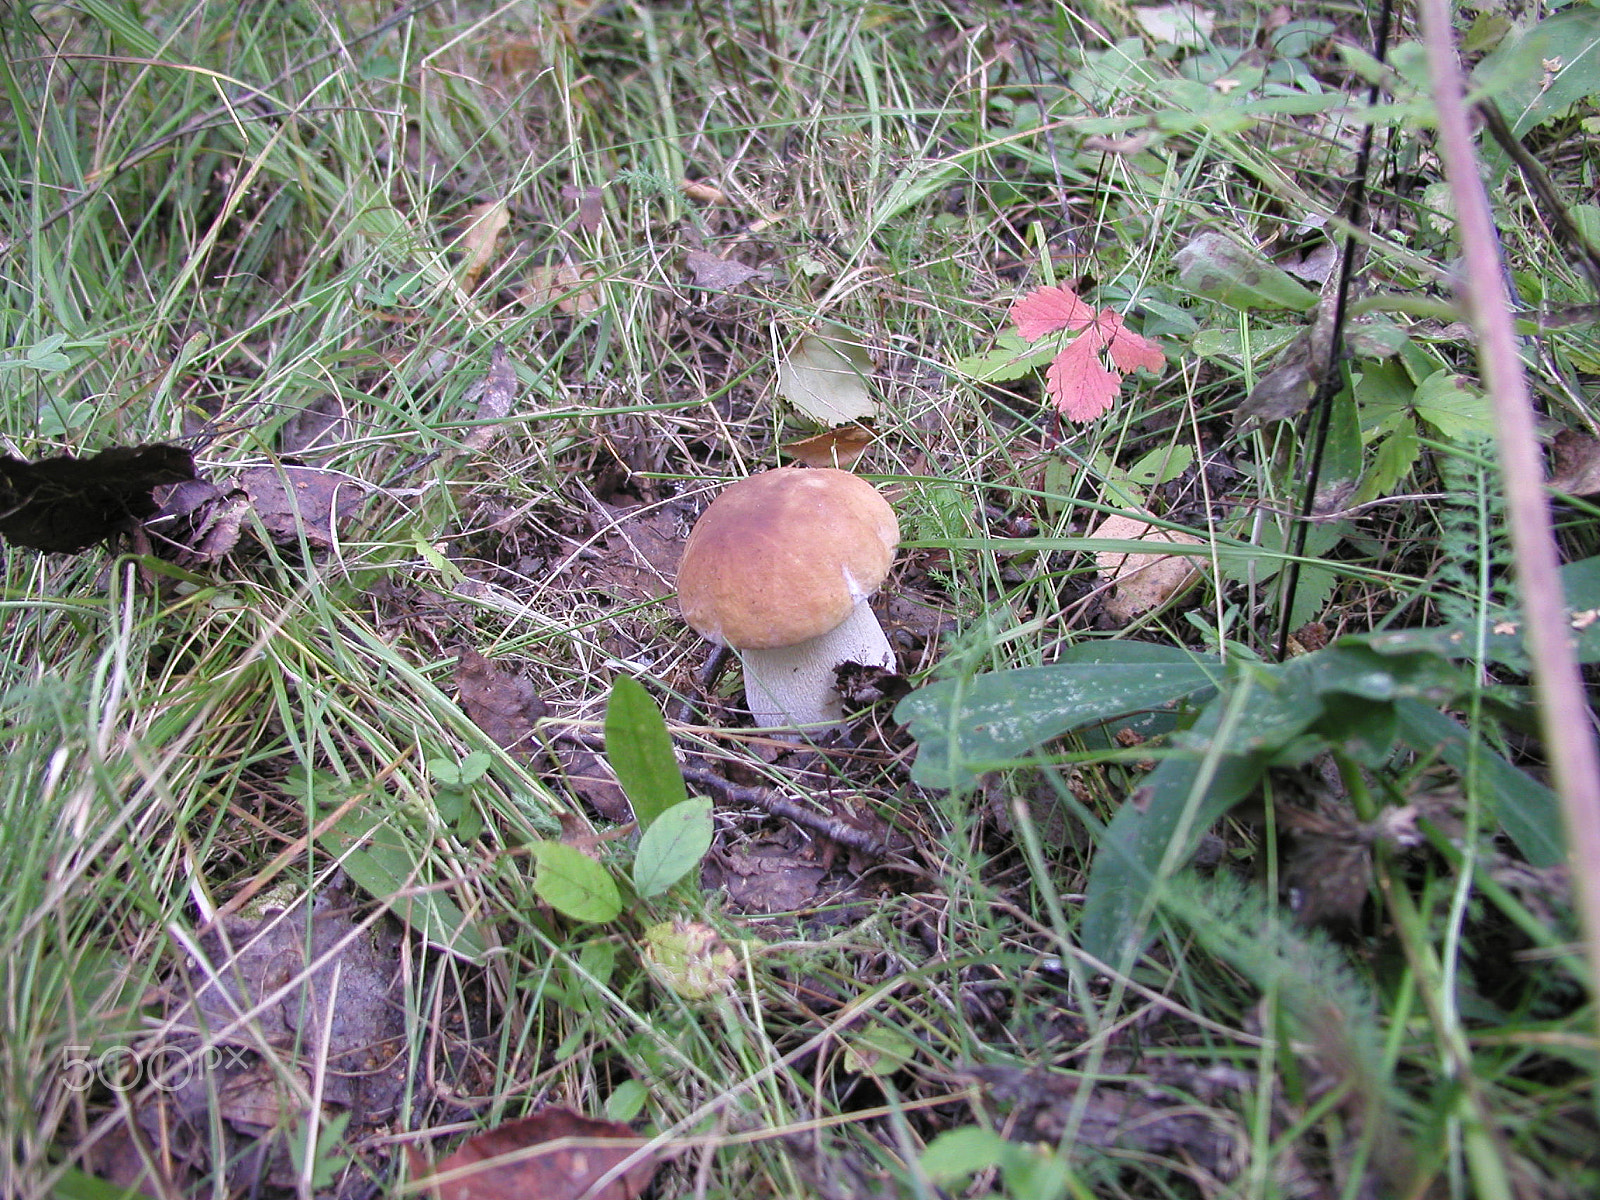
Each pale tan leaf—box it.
[1091,514,1205,624]
[457,200,509,292]
[519,264,600,316]
[776,333,877,425]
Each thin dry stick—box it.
[1417,0,1600,1007]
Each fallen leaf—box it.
[520,264,600,316]
[1130,2,1216,47]
[562,185,605,233]
[681,179,730,205]
[776,332,878,425]
[0,444,197,553]
[1010,284,1094,341]
[1091,513,1204,623]
[462,345,520,452]
[237,465,365,550]
[455,649,548,757]
[417,1108,657,1200]
[457,200,509,292]
[1549,429,1600,495]
[684,249,765,291]
[781,424,874,469]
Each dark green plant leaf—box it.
[1475,6,1600,139]
[895,642,1223,791]
[632,797,714,898]
[1393,701,1564,868]
[532,840,624,923]
[1079,669,1317,966]
[605,675,688,828]
[1078,643,1465,965]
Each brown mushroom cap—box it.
[676,467,899,650]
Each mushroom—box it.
[676,467,899,729]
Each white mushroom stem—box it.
[737,600,893,729]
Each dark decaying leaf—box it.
[147,890,407,1193]
[1548,428,1600,495]
[413,1107,657,1200]
[0,443,197,552]
[455,648,548,757]
[238,465,364,549]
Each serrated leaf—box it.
[533,840,623,923]
[951,330,1056,381]
[605,675,687,828]
[632,797,714,897]
[1412,370,1493,441]
[896,642,1224,791]
[777,332,877,424]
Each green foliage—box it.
[533,677,710,922]
[898,629,1568,966]
[605,674,689,828]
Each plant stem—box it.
[1416,0,1600,1011]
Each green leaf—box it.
[632,797,714,898]
[1080,670,1312,965]
[1475,6,1600,139]
[921,1127,1015,1186]
[776,331,877,424]
[1173,231,1319,311]
[605,675,688,828]
[1079,644,1463,965]
[1412,370,1493,441]
[951,329,1057,381]
[1393,701,1564,868]
[532,840,623,923]
[1355,418,1420,505]
[1191,324,1302,362]
[321,806,487,960]
[605,1079,649,1122]
[895,643,1224,791]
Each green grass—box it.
[2,1,1597,1197]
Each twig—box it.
[680,765,892,859]
[1418,0,1600,1013]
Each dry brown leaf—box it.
[461,345,520,452]
[455,649,548,757]
[781,424,874,469]
[681,178,730,205]
[238,465,365,550]
[1091,513,1204,624]
[562,185,605,233]
[684,249,765,291]
[457,200,509,292]
[520,264,600,316]
[1549,428,1600,495]
[413,1107,657,1200]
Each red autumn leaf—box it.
[409,1107,658,1200]
[1007,284,1166,424]
[1010,284,1094,342]
[1106,316,1166,375]
[1045,333,1121,422]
